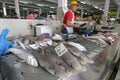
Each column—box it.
[3,2,7,16]
[39,8,42,15]
[103,0,110,24]
[58,0,67,7]
[57,0,68,20]
[81,9,84,18]
[116,6,120,19]
[14,0,20,18]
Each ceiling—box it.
[0,0,120,14]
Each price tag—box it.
[55,43,68,57]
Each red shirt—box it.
[26,14,35,20]
[62,10,76,29]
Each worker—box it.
[62,0,90,34]
[0,29,14,56]
[26,11,38,20]
[12,12,19,19]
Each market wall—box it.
[0,19,61,37]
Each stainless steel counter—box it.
[0,38,120,80]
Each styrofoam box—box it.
[35,26,52,37]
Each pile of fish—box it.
[86,32,119,47]
[6,35,95,78]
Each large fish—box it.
[7,48,38,67]
[64,43,94,64]
[43,47,74,73]
[67,41,87,52]
[48,45,87,72]
[75,35,100,51]
[31,49,70,78]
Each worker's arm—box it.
[66,20,80,28]
[75,17,90,21]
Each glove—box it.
[0,28,14,56]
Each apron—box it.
[63,10,74,34]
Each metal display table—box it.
[0,38,120,80]
[0,55,59,80]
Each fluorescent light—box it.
[49,11,54,13]
[81,1,86,4]
[20,1,28,4]
[94,6,98,9]
[23,8,28,10]
[50,7,55,9]
[85,13,87,15]
[34,9,38,11]
[8,6,15,8]
[99,8,102,10]
[36,4,44,7]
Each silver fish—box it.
[44,47,74,73]
[7,48,38,67]
[64,43,94,64]
[64,43,83,57]
[61,51,87,72]
[31,49,70,78]
[15,39,27,50]
[49,45,87,72]
[75,35,100,51]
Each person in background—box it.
[62,0,90,34]
[26,12,38,20]
[49,15,55,21]
[13,12,19,19]
[0,9,3,18]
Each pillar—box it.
[116,6,120,19]
[57,0,68,20]
[81,9,84,18]
[39,8,42,15]
[58,0,67,7]
[103,0,110,23]
[14,0,20,18]
[3,2,7,16]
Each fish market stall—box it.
[0,34,119,80]
[0,24,120,80]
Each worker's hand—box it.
[0,28,14,56]
[74,24,80,28]
[79,25,87,30]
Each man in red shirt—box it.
[62,0,89,34]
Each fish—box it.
[75,35,100,51]
[31,49,70,78]
[43,47,74,73]
[7,48,38,67]
[49,45,87,72]
[14,39,27,50]
[67,41,87,51]
[61,51,87,72]
[64,43,83,57]
[64,43,94,64]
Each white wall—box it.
[0,19,40,37]
[0,19,61,37]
